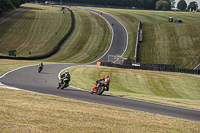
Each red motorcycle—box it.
[91,80,105,95]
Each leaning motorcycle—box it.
[38,66,43,73]
[91,80,105,95]
[57,78,70,90]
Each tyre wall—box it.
[100,62,200,75]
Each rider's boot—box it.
[91,88,97,94]
[105,86,109,91]
[57,83,61,89]
[91,89,94,94]
[94,88,97,93]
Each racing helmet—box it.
[105,75,109,78]
[65,70,69,74]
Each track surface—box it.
[1,9,200,121]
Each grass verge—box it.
[0,87,199,132]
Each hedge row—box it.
[0,8,75,60]
[100,62,200,75]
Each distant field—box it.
[0,4,112,63]
[81,7,200,69]
[0,4,71,57]
[42,8,112,63]
[1,5,199,68]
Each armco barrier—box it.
[0,8,75,60]
[100,62,200,75]
[134,21,142,63]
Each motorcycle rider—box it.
[91,75,110,94]
[38,63,44,73]
[39,62,43,68]
[57,70,71,89]
[99,75,110,91]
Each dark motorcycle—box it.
[91,80,105,95]
[57,78,70,90]
[38,66,43,73]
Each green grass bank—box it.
[81,7,200,69]
[66,65,200,110]
[0,4,71,57]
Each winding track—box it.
[1,8,200,121]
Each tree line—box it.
[0,0,26,13]
[177,0,198,11]
[1,0,198,13]
[26,0,173,10]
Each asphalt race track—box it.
[1,8,200,121]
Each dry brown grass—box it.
[1,87,199,132]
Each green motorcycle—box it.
[57,78,70,90]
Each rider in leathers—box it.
[57,71,70,89]
[61,71,70,84]
[39,62,43,69]
[99,76,110,91]
[91,76,110,93]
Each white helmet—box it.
[65,71,69,74]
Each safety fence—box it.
[100,62,200,75]
[0,8,75,60]
[134,21,142,63]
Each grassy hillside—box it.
[42,8,112,63]
[0,4,72,57]
[0,4,112,63]
[82,7,200,69]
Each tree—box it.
[140,0,155,10]
[0,0,14,13]
[0,0,26,13]
[177,0,187,10]
[170,0,176,8]
[188,1,198,11]
[156,0,169,10]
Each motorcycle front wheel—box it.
[60,82,67,90]
[97,86,104,95]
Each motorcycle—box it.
[38,66,43,73]
[57,78,70,90]
[91,80,105,95]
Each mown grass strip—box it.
[0,4,71,57]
